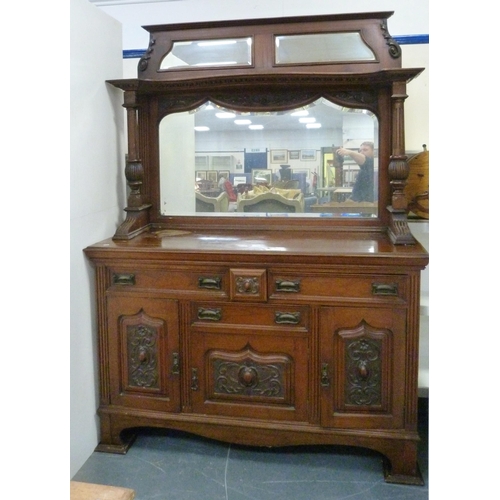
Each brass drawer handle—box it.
[197,307,222,321]
[112,273,135,286]
[372,283,398,296]
[274,312,301,325]
[275,279,301,293]
[198,277,222,290]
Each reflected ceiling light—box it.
[299,117,316,123]
[291,110,309,117]
[215,112,236,118]
[306,123,322,129]
[249,124,264,130]
[234,119,252,125]
[194,126,210,131]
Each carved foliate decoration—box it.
[120,307,164,391]
[158,95,207,119]
[345,338,382,406]
[157,89,378,118]
[326,91,378,110]
[210,91,318,110]
[208,345,292,405]
[335,320,391,411]
[138,36,156,72]
[127,324,159,388]
[380,20,402,59]
[235,276,260,295]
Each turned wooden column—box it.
[387,81,415,245]
[113,90,152,240]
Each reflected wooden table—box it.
[315,186,352,202]
[310,200,377,215]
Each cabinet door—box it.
[189,325,309,422]
[319,306,406,429]
[106,296,180,412]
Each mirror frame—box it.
[108,12,424,244]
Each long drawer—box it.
[269,271,408,303]
[191,302,310,331]
[108,266,228,296]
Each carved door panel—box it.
[319,306,407,429]
[188,329,309,422]
[106,296,180,412]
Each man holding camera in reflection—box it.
[336,141,375,202]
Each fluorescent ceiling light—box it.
[194,126,210,131]
[234,119,252,125]
[291,110,309,117]
[299,117,316,123]
[215,112,236,118]
[249,125,264,130]
[306,123,322,128]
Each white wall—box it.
[96,0,428,52]
[71,0,429,478]
[70,0,125,477]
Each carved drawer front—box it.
[319,306,407,430]
[189,331,309,422]
[191,302,309,330]
[109,266,228,296]
[229,268,267,302]
[270,271,407,303]
[106,296,181,412]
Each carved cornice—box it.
[107,69,423,95]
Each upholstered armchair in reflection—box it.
[195,191,230,212]
[237,190,304,213]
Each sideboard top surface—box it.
[85,229,428,269]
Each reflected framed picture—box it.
[300,149,317,161]
[252,168,272,185]
[271,149,288,163]
[206,170,217,182]
[218,170,230,180]
[196,170,207,180]
[289,150,300,160]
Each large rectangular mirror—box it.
[159,97,378,218]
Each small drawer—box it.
[270,272,407,302]
[109,267,228,295]
[192,302,310,330]
[229,268,267,302]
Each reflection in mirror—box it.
[159,98,378,218]
[159,38,253,70]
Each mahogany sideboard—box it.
[84,12,428,485]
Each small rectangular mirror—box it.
[160,38,253,70]
[275,32,376,64]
